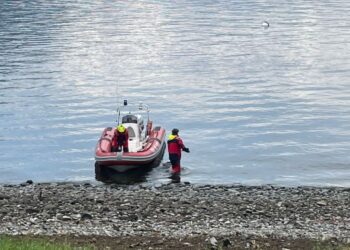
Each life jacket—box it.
[167,134,184,155]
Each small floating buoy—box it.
[262,21,270,29]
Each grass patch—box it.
[1,234,349,250]
[0,235,93,250]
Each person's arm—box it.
[177,138,185,149]
[178,138,190,153]
[112,131,118,146]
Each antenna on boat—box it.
[117,108,120,125]
[116,80,120,124]
[139,102,150,122]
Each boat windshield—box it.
[122,115,138,124]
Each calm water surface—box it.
[1,1,350,186]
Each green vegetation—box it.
[1,234,349,250]
[312,243,350,250]
[0,235,93,250]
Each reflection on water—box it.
[1,1,350,186]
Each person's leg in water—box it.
[169,154,181,174]
[168,154,180,183]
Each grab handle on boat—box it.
[147,138,162,144]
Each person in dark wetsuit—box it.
[167,128,189,174]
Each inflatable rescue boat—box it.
[95,103,166,172]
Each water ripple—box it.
[0,1,350,186]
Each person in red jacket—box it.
[112,124,129,152]
[167,128,190,174]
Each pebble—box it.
[210,236,218,247]
[222,238,231,247]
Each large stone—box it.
[0,195,10,200]
[81,213,93,220]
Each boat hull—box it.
[95,126,166,172]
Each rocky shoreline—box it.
[1,181,349,248]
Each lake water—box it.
[1,1,350,186]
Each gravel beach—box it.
[1,182,349,249]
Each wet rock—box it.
[0,195,10,200]
[183,242,193,247]
[25,208,40,214]
[317,200,327,206]
[222,238,232,247]
[61,215,71,221]
[81,213,93,220]
[209,237,217,247]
